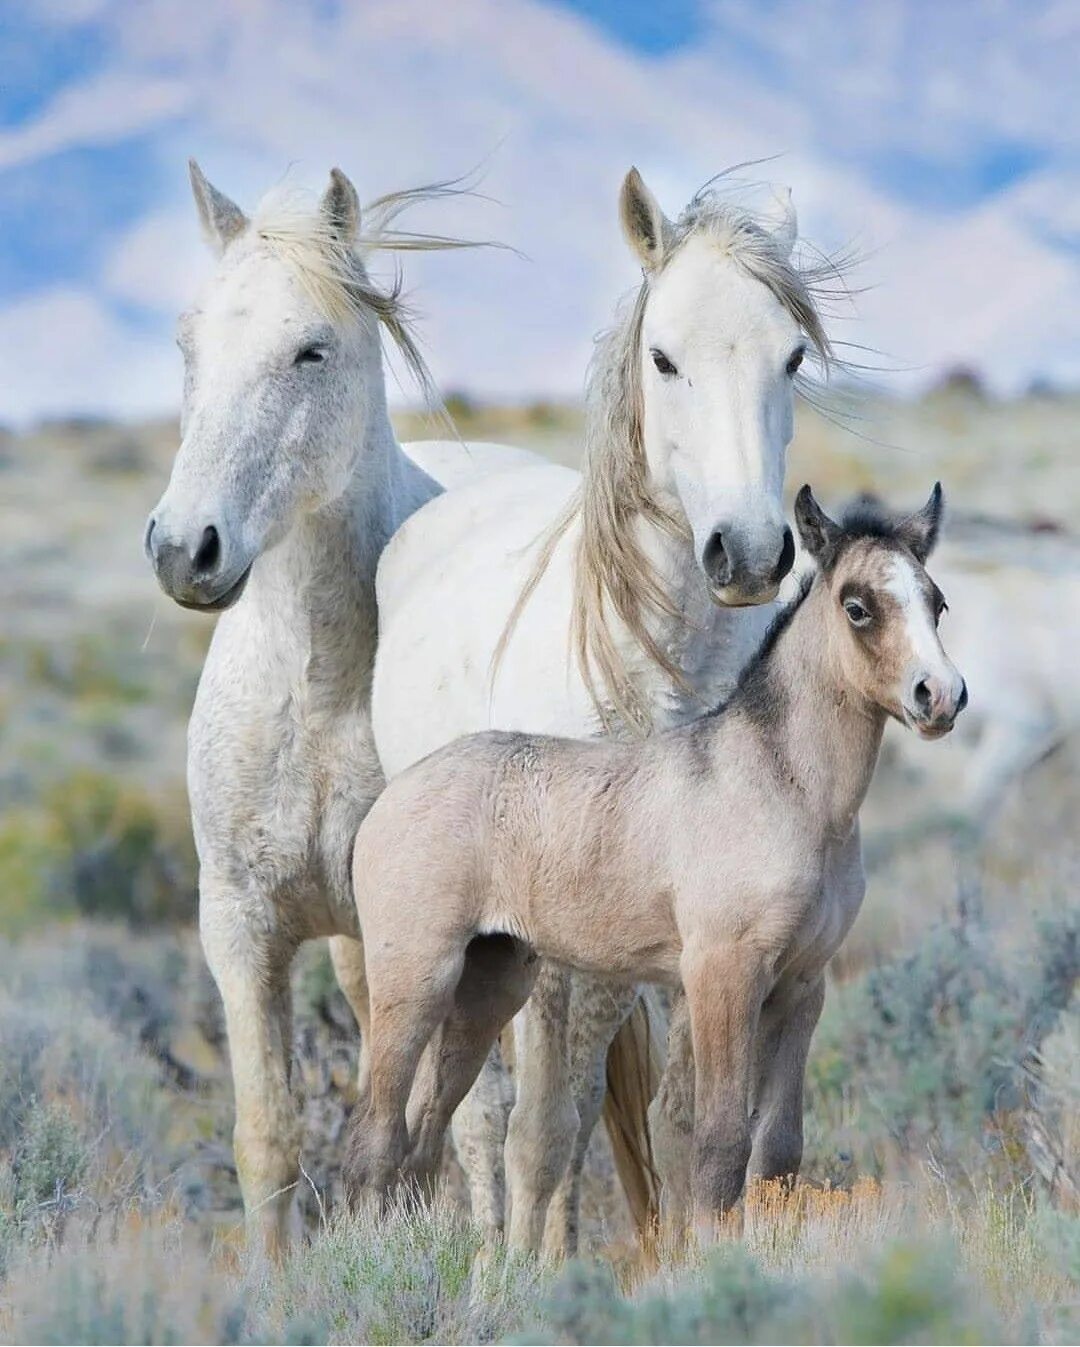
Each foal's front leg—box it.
[748,976,825,1187]
[682,941,766,1235]
[200,890,301,1259]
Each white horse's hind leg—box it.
[542,977,638,1256]
[200,893,300,1259]
[328,934,370,1092]
[451,1047,513,1234]
[648,990,695,1233]
[505,963,578,1252]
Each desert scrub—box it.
[805,902,1080,1189]
[247,1199,546,1345]
[0,770,195,931]
[519,1236,1024,1345]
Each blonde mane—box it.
[252,181,482,406]
[497,181,849,735]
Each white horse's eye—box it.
[295,345,327,366]
[650,348,678,377]
[844,597,871,627]
[786,345,806,376]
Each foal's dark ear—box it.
[896,482,944,563]
[795,485,842,567]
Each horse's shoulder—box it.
[402,438,549,490]
[378,458,578,616]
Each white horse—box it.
[369,168,842,1250]
[146,161,538,1254]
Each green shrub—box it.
[520,1238,1016,1345]
[805,905,1080,1187]
[0,772,196,932]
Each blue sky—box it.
[0,0,1078,421]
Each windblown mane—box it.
[498,177,851,734]
[252,181,481,406]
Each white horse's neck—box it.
[245,408,436,715]
[628,507,777,728]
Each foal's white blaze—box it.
[643,232,797,605]
[887,554,965,734]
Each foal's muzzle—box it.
[905,672,968,739]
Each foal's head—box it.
[795,484,967,738]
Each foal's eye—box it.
[650,349,678,377]
[786,345,806,377]
[844,598,872,628]
[295,344,327,366]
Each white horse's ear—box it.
[764,186,798,258]
[189,160,248,256]
[321,167,361,244]
[619,167,672,271]
[794,484,841,567]
[896,482,944,563]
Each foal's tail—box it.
[603,988,665,1238]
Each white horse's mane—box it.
[252,181,480,405]
[497,178,854,734]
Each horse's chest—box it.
[771,833,866,983]
[191,691,381,930]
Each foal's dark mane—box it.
[705,569,816,727]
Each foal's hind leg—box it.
[345,944,465,1206]
[406,937,539,1194]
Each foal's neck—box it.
[741,581,886,833]
[250,406,436,712]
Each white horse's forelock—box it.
[251,181,482,406]
[498,179,854,734]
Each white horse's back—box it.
[403,438,547,491]
[374,459,594,776]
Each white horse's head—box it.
[147,163,424,611]
[619,168,820,607]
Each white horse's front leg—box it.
[543,977,639,1257]
[505,962,578,1252]
[200,891,300,1259]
